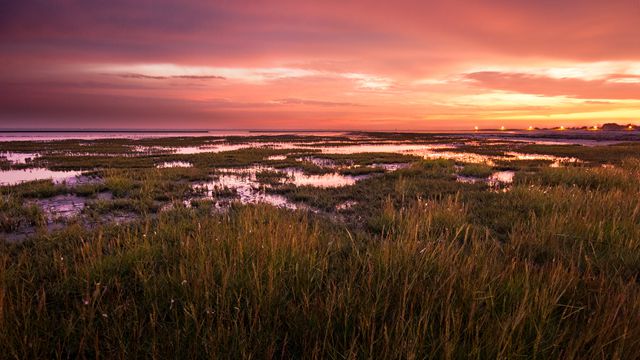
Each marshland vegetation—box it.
[1,132,640,358]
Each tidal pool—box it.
[0,168,82,186]
[193,173,297,209]
[488,171,515,185]
[266,155,288,161]
[285,170,362,187]
[456,171,515,187]
[1,152,40,164]
[313,143,453,155]
[167,142,299,154]
[505,152,579,163]
[157,161,193,168]
[193,166,367,209]
[371,163,411,171]
[296,157,338,168]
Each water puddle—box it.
[371,163,411,171]
[282,169,363,188]
[193,174,298,210]
[505,152,579,164]
[488,171,515,185]
[167,142,299,154]
[299,143,500,164]
[1,152,40,164]
[296,157,338,168]
[216,166,364,188]
[157,161,193,168]
[421,151,498,165]
[456,171,515,188]
[0,168,82,186]
[192,165,366,209]
[313,143,453,155]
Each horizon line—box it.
[1,125,636,133]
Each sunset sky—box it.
[1,1,639,130]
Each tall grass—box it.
[2,152,640,358]
[2,190,640,357]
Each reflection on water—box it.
[296,157,337,168]
[194,173,297,209]
[0,131,350,142]
[292,143,577,165]
[314,143,453,155]
[489,171,515,185]
[0,135,587,169]
[1,152,40,164]
[505,152,579,163]
[281,169,363,188]
[157,161,193,168]
[158,141,580,166]
[0,168,82,186]
[193,166,366,209]
[419,150,497,165]
[168,142,298,154]
[371,163,411,171]
[456,171,515,188]
[217,166,364,188]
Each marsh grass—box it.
[255,170,290,186]
[518,143,640,164]
[2,194,640,358]
[0,157,11,170]
[1,180,69,199]
[515,163,638,190]
[458,163,494,178]
[314,152,419,166]
[2,138,640,358]
[338,166,385,176]
[0,195,45,232]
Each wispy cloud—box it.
[465,71,640,100]
[270,98,363,107]
[115,73,226,80]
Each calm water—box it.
[157,161,193,168]
[0,131,348,142]
[0,130,634,145]
[456,170,515,187]
[193,166,369,209]
[0,168,81,186]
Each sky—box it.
[1,0,639,130]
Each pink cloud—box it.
[466,71,640,100]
